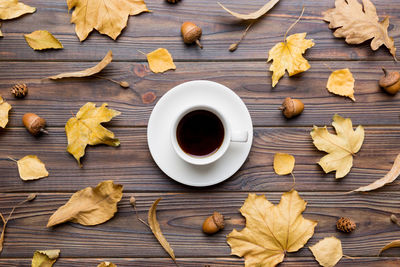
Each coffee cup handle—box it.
[231,130,248,143]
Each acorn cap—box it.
[379,68,400,87]
[212,211,224,230]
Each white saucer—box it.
[147,80,253,187]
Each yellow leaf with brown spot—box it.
[309,237,343,267]
[24,30,63,50]
[273,153,295,175]
[0,96,11,128]
[268,33,314,87]
[17,155,49,181]
[147,48,176,73]
[32,249,60,267]
[0,0,35,20]
[326,68,355,101]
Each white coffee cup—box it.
[171,105,248,165]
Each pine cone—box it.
[336,217,356,232]
[166,0,180,3]
[11,83,28,98]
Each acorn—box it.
[22,113,48,136]
[202,211,224,234]
[280,97,304,119]
[379,68,400,95]
[181,22,203,49]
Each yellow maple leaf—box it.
[0,0,35,20]
[65,102,121,166]
[17,155,49,181]
[0,96,12,128]
[309,237,343,267]
[67,0,149,41]
[273,153,295,175]
[311,114,364,179]
[146,48,176,73]
[32,249,60,267]
[326,68,355,101]
[268,33,314,87]
[227,190,317,267]
[24,30,63,50]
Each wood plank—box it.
[0,126,400,193]
[0,192,399,258]
[0,0,398,61]
[1,61,400,127]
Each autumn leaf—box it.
[379,240,400,255]
[65,102,120,166]
[24,30,63,50]
[32,249,60,267]
[353,153,400,192]
[148,198,176,263]
[218,0,280,20]
[311,114,364,179]
[146,48,176,73]
[0,0,35,20]
[15,155,49,181]
[67,0,149,41]
[227,190,317,266]
[324,0,397,60]
[48,50,112,80]
[98,262,117,267]
[326,68,355,101]
[47,180,123,227]
[309,237,343,267]
[268,33,314,87]
[273,153,295,175]
[0,96,11,128]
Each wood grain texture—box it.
[0,0,398,61]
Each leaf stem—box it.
[229,21,255,52]
[283,6,305,42]
[6,156,17,163]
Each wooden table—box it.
[1,0,400,266]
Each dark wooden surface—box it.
[1,0,400,266]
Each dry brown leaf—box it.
[47,180,123,227]
[24,30,63,50]
[227,190,317,266]
[218,0,280,20]
[65,102,120,166]
[0,96,11,128]
[273,153,295,175]
[48,50,112,80]
[311,114,364,179]
[67,0,149,41]
[16,155,49,181]
[97,262,117,267]
[326,68,355,101]
[309,237,343,267]
[379,240,400,255]
[324,0,397,60]
[32,249,60,267]
[148,198,176,263]
[146,48,176,73]
[353,153,400,192]
[0,0,35,20]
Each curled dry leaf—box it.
[379,240,400,255]
[273,153,295,175]
[324,0,397,60]
[311,114,364,179]
[98,262,117,267]
[148,198,176,263]
[47,180,123,227]
[48,50,112,80]
[0,0,35,20]
[218,0,280,20]
[309,237,343,267]
[146,48,176,73]
[227,190,317,266]
[0,96,12,128]
[67,0,149,41]
[32,249,60,267]
[24,30,63,50]
[65,102,121,166]
[326,68,355,101]
[17,155,49,181]
[353,153,400,192]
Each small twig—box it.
[291,172,296,189]
[137,50,147,56]
[130,196,150,228]
[283,6,305,42]
[229,21,255,52]
[343,255,356,260]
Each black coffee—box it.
[176,110,224,156]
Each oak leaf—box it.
[311,114,364,179]
[268,33,314,87]
[0,0,35,20]
[309,237,343,267]
[218,0,280,20]
[227,190,317,266]
[146,48,176,73]
[24,30,63,50]
[67,0,149,41]
[65,102,120,166]
[32,249,60,267]
[0,96,11,128]
[324,0,397,60]
[98,262,117,267]
[48,50,112,80]
[273,153,295,175]
[16,155,49,181]
[379,240,400,255]
[326,68,355,101]
[47,180,123,227]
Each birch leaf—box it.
[0,96,11,128]
[311,114,364,179]
[48,50,112,79]
[353,153,400,192]
[309,237,343,267]
[17,155,49,181]
[218,0,280,20]
[379,240,400,255]
[32,249,60,267]
[326,68,355,101]
[0,0,35,20]
[47,180,123,227]
[148,198,176,262]
[146,48,176,73]
[273,153,295,175]
[24,30,63,50]
[98,262,117,267]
